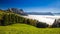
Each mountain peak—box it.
[7,8,27,16]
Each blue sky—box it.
[0,0,60,13]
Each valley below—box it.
[23,15,60,25]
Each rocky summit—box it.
[7,8,27,16]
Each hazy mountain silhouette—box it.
[26,12,54,15]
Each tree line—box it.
[1,10,60,28]
[0,12,49,28]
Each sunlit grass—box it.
[0,23,60,34]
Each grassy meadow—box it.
[0,23,60,34]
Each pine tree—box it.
[3,14,9,25]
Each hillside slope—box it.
[0,23,60,34]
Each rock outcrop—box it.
[7,8,27,16]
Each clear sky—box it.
[0,0,60,13]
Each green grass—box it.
[0,23,60,34]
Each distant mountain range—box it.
[1,8,60,16]
[26,12,54,15]
[53,13,60,15]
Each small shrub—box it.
[36,22,48,28]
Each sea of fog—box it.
[23,15,60,25]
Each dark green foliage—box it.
[36,22,48,28]
[0,11,49,28]
[26,19,37,26]
[23,18,27,24]
[51,19,60,28]
[0,12,28,26]
[0,13,19,25]
[14,15,17,23]
[26,19,30,24]
[2,14,9,26]
[52,23,60,28]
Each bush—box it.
[26,19,30,24]
[25,19,37,26]
[36,22,48,28]
[29,19,37,26]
